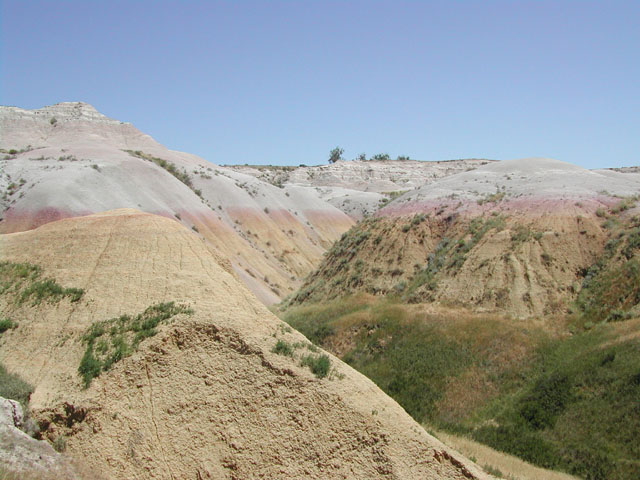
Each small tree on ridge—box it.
[328,147,344,164]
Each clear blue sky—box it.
[1,1,639,168]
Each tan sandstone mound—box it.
[0,209,489,479]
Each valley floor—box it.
[433,430,579,480]
[278,295,640,480]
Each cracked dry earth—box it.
[0,209,491,479]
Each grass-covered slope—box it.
[574,214,640,326]
[279,296,640,480]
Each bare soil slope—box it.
[0,209,489,480]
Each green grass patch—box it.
[280,295,640,479]
[272,339,294,356]
[300,353,331,378]
[283,298,473,421]
[19,279,84,305]
[79,302,193,387]
[0,318,16,333]
[283,295,368,342]
[0,261,83,305]
[467,326,640,479]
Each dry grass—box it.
[433,430,580,480]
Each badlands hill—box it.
[229,158,494,219]
[0,209,489,479]
[290,158,640,318]
[0,102,354,304]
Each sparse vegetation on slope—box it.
[124,150,201,197]
[290,213,531,306]
[300,353,331,378]
[78,302,193,387]
[404,214,506,300]
[270,334,334,378]
[289,203,611,317]
[0,262,84,305]
[576,215,640,325]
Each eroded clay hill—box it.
[229,158,495,219]
[291,158,640,318]
[0,209,489,479]
[0,102,354,304]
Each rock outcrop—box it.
[0,397,79,478]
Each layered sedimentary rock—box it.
[0,102,353,303]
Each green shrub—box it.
[79,302,193,387]
[301,354,331,378]
[78,348,102,388]
[411,213,426,225]
[519,372,572,429]
[510,225,535,244]
[19,279,83,305]
[477,191,506,205]
[52,436,66,452]
[272,339,294,356]
[0,318,16,333]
